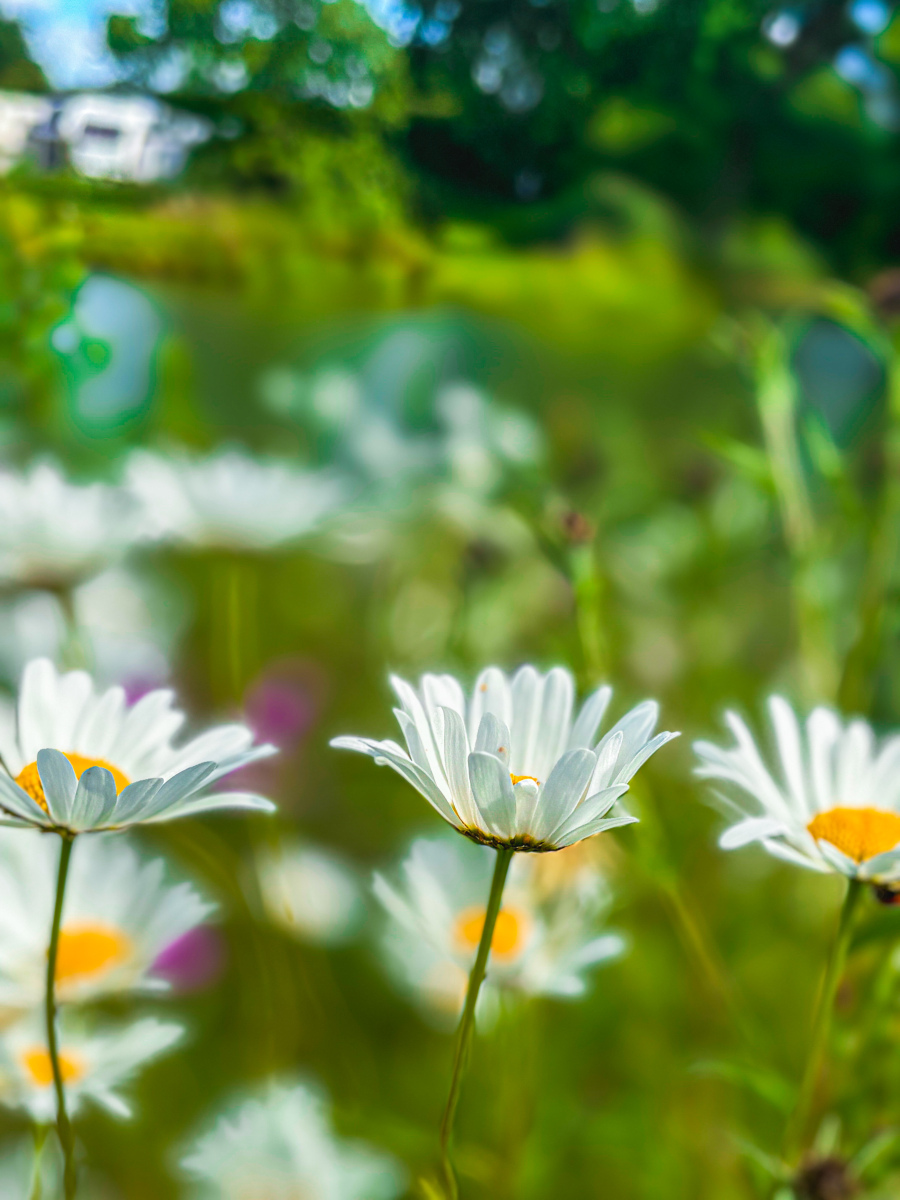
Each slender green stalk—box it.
[783,878,863,1161]
[439,846,514,1200]
[55,589,87,673]
[753,321,837,703]
[46,835,76,1200]
[27,1125,48,1200]
[838,358,900,713]
[213,554,258,705]
[568,542,605,687]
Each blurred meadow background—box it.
[4,0,900,1197]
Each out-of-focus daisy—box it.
[695,696,900,882]
[0,658,276,833]
[0,829,213,1013]
[0,462,148,592]
[181,1079,405,1200]
[332,665,677,852]
[0,1137,60,1197]
[0,1015,183,1122]
[126,447,345,551]
[0,566,184,691]
[373,837,625,1024]
[256,841,364,945]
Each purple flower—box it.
[153,926,226,993]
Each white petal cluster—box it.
[256,841,364,945]
[0,1015,182,1123]
[374,836,625,1025]
[0,658,276,833]
[0,829,214,1015]
[333,665,677,852]
[0,462,149,591]
[695,696,900,880]
[126,447,345,551]
[182,1080,405,1200]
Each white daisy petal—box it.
[568,684,613,750]
[555,811,637,848]
[531,749,597,842]
[36,749,78,826]
[768,695,809,817]
[467,751,516,837]
[467,667,513,744]
[335,666,674,852]
[760,837,831,872]
[698,696,900,879]
[330,736,459,827]
[0,660,276,833]
[718,816,790,850]
[68,766,118,832]
[615,730,680,785]
[0,776,47,825]
[473,713,511,766]
[509,665,545,778]
[549,784,629,844]
[439,707,477,828]
[816,840,860,877]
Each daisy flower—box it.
[126,447,344,552]
[332,665,678,852]
[0,462,148,592]
[374,836,626,1025]
[0,658,276,834]
[256,841,364,946]
[0,1015,183,1122]
[695,696,900,882]
[0,829,214,1014]
[182,1079,405,1200]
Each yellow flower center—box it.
[55,924,131,985]
[807,806,900,863]
[454,906,527,959]
[21,1047,83,1086]
[15,753,130,813]
[510,774,540,786]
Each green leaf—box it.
[691,1059,795,1113]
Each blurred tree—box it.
[0,17,47,91]
[106,0,900,270]
[107,0,409,121]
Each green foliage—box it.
[0,18,46,91]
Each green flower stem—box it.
[753,321,836,703]
[439,845,514,1200]
[46,834,76,1200]
[568,543,605,688]
[55,589,87,673]
[784,877,863,1161]
[213,554,258,705]
[27,1125,48,1200]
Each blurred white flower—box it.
[437,382,542,495]
[0,1137,59,1196]
[126,447,345,551]
[256,841,364,945]
[333,665,677,852]
[182,1079,405,1200]
[0,566,184,690]
[0,1015,183,1122]
[695,697,900,881]
[0,462,148,591]
[0,658,276,834]
[374,836,625,1025]
[0,829,213,1015]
